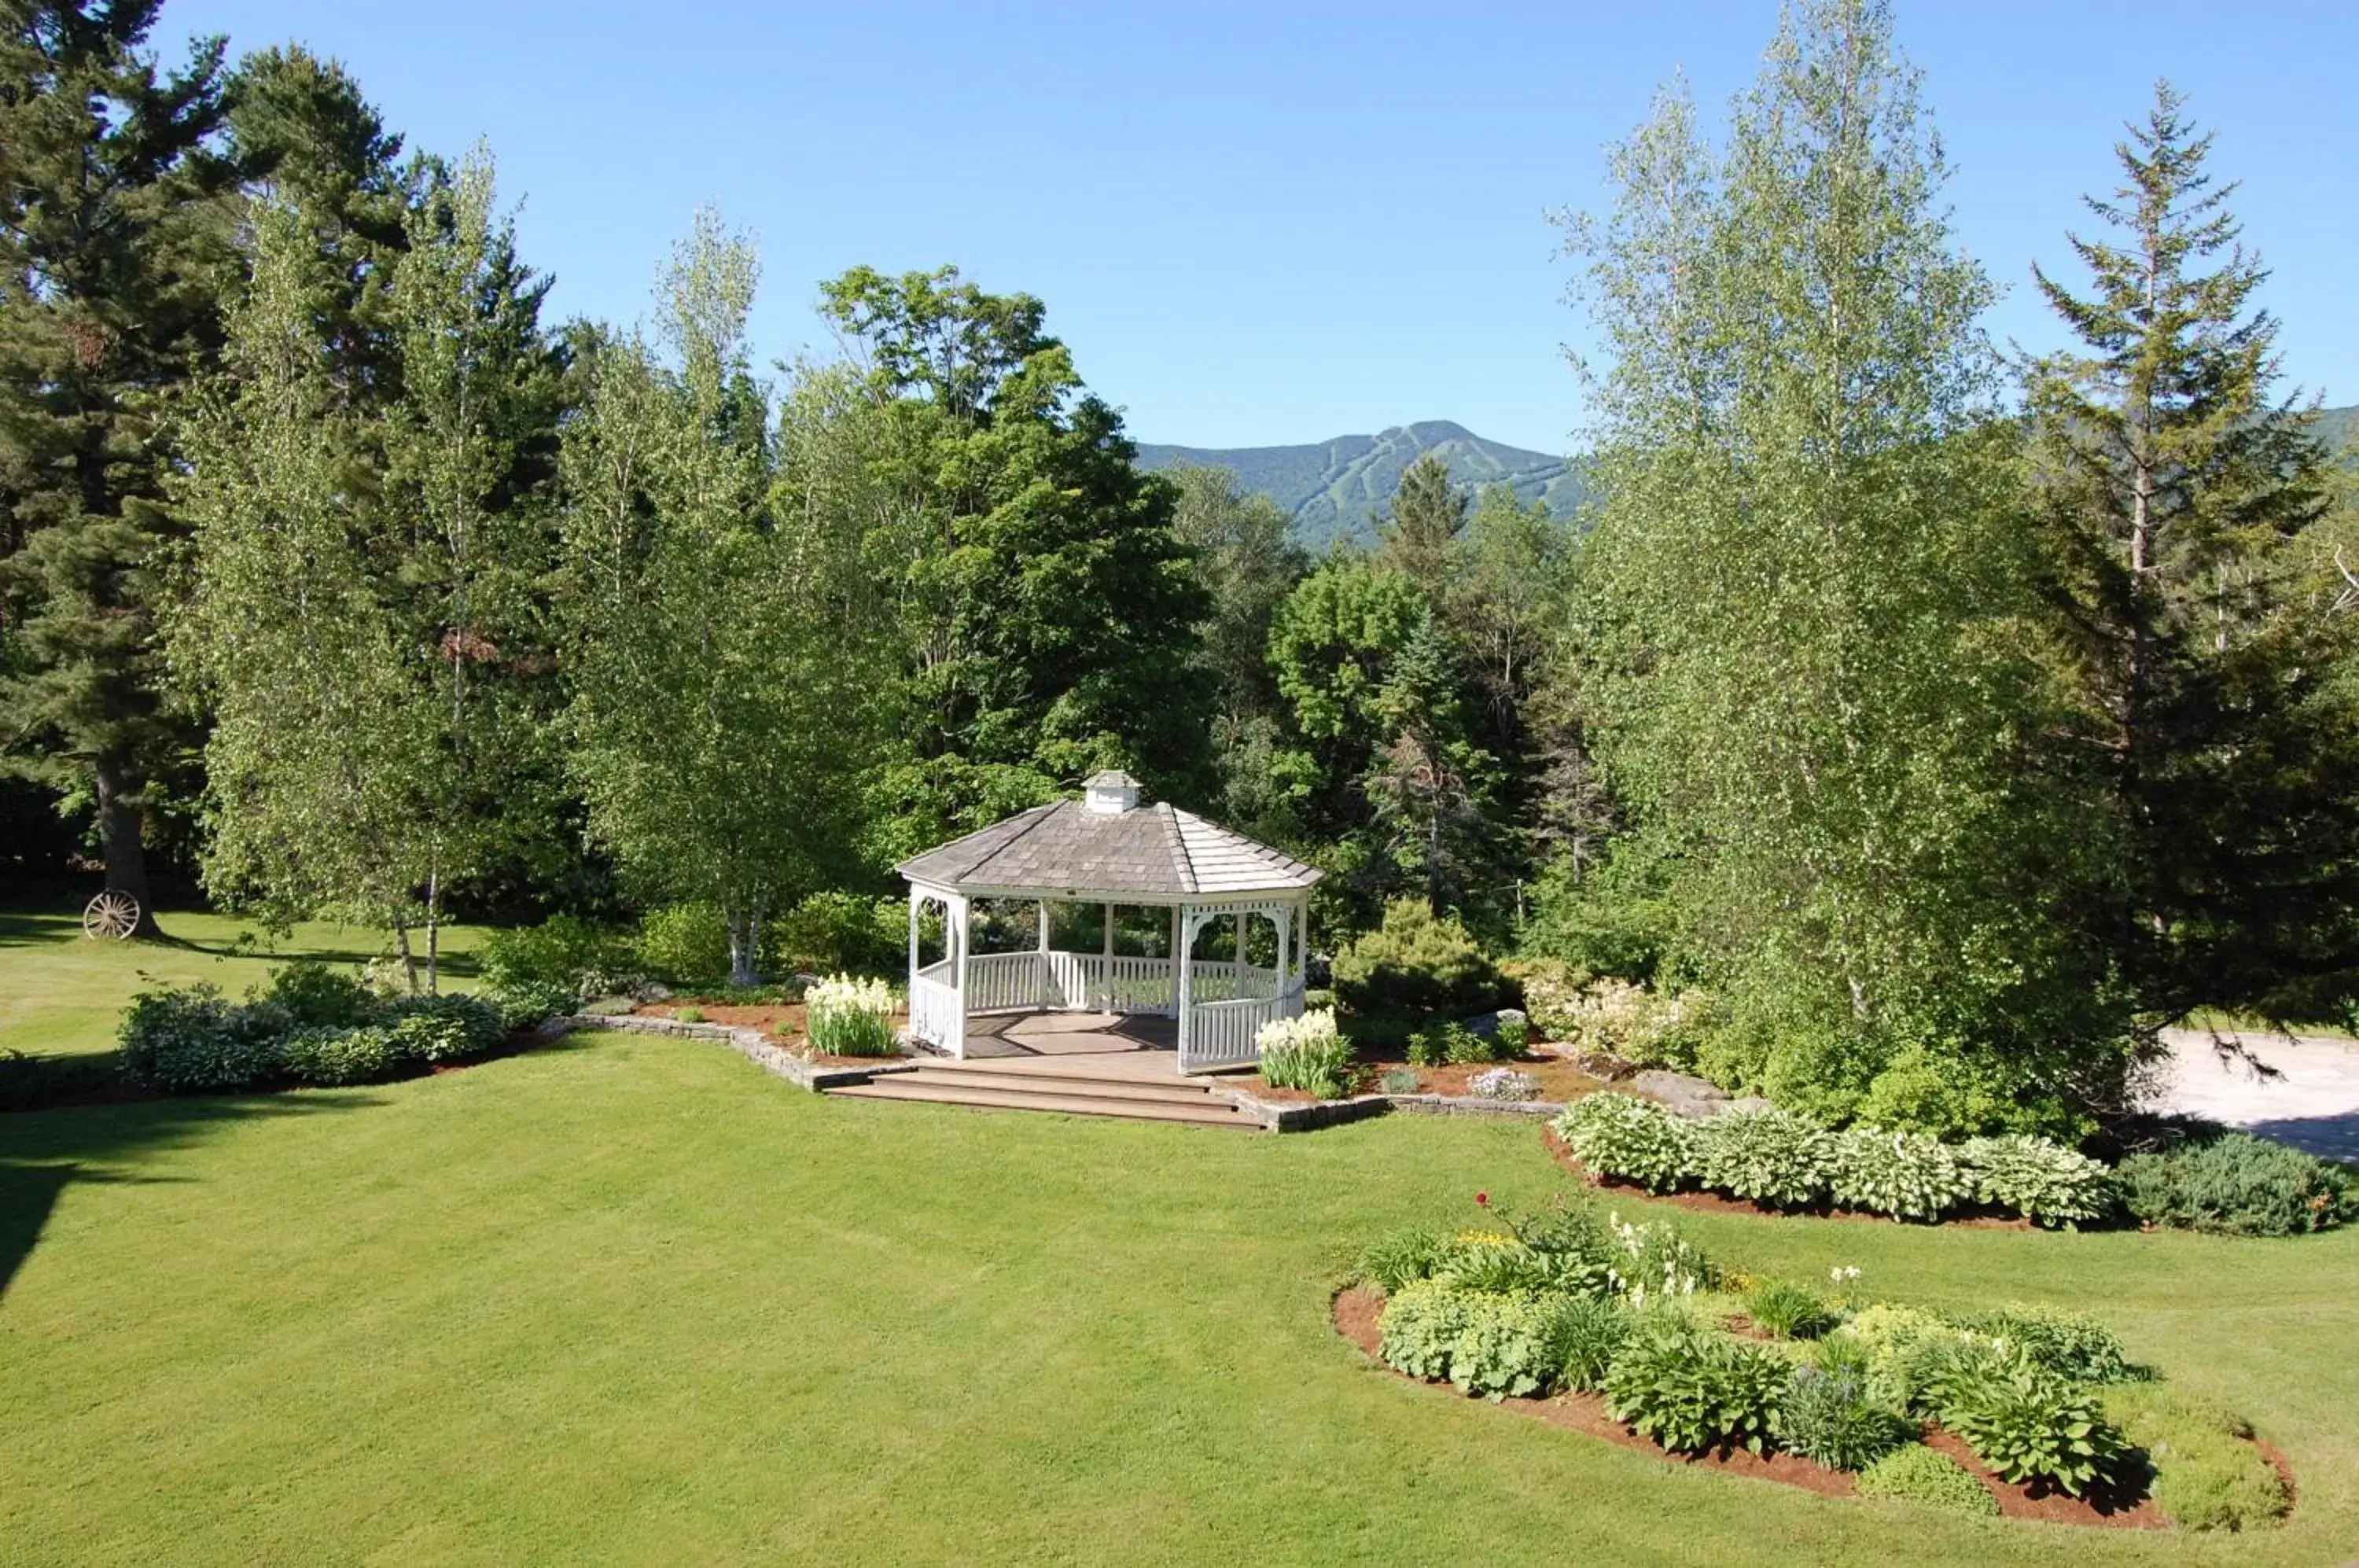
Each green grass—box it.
[0,905,489,1063]
[2,929,2357,1562]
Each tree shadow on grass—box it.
[0,1092,379,1303]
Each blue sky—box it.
[164,2,2355,454]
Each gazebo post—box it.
[1036,898,1052,1008]
[1167,904,1183,1019]
[1176,904,1196,1072]
[949,892,969,1059]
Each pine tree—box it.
[1376,453,1467,585]
[0,2,233,926]
[2025,83,2359,1023]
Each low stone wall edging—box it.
[553,1013,920,1092]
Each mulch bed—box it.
[1332,1285,2169,1528]
[1539,1124,2036,1229]
[1243,1049,1612,1105]
[631,999,917,1067]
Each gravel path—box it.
[2154,1028,2359,1161]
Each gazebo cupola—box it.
[896,775,1322,1074]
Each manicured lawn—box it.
[1,1027,2354,1564]
[0,906,488,1063]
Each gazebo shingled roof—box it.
[895,800,1322,900]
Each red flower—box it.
[1475,1191,1489,1206]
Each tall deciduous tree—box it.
[0,2,233,926]
[562,215,884,986]
[819,267,1213,860]
[1561,0,2129,1132]
[1375,452,1467,585]
[2024,83,2359,1025]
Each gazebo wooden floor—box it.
[823,1010,1260,1128]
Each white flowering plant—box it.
[804,973,900,1057]
[1257,1008,1352,1098]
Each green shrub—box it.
[1257,1009,1353,1096]
[1838,1305,1994,1417]
[1494,1014,1530,1053]
[1828,1125,1967,1221]
[478,915,635,994]
[1956,1135,2114,1228]
[2116,1132,2353,1237]
[1376,1279,1577,1398]
[1554,1092,1695,1192]
[1603,1321,1787,1455]
[1435,1233,1598,1297]
[1856,1445,1999,1515]
[484,978,578,1030]
[1407,1018,1507,1066]
[1558,1296,1633,1392]
[636,902,732,987]
[1745,1277,1835,1340]
[1356,1228,1448,1293]
[259,961,374,1028]
[675,1006,707,1024]
[1939,1360,2128,1497]
[1776,1364,1910,1470]
[804,974,900,1057]
[1332,899,1507,1047]
[768,890,903,975]
[117,984,287,1091]
[1959,1305,2131,1386]
[2103,1383,2289,1532]
[1378,1066,1422,1095]
[280,1024,403,1087]
[379,993,505,1062]
[1691,1107,1835,1209]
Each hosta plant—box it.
[1956,1134,2113,1228]
[1603,1322,1787,1455]
[1776,1364,1910,1471]
[1828,1125,1967,1220]
[1554,1092,1695,1192]
[1691,1106,1835,1208]
[1940,1361,2128,1497]
[1376,1279,1577,1399]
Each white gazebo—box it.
[897,771,1322,1074]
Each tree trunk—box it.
[395,922,419,995]
[727,906,761,989]
[424,856,442,996]
[92,752,160,937]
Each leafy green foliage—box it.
[1378,1067,1422,1095]
[1938,1361,2129,1498]
[1828,1126,1967,1220]
[635,903,733,987]
[2103,1383,2289,1531]
[804,975,900,1058]
[279,1024,401,1087]
[1331,900,1507,1046]
[1856,1445,2000,1516]
[1257,1010,1353,1097]
[1406,1018,1508,1067]
[484,979,580,1032]
[1355,1228,1448,1294]
[769,892,904,977]
[377,994,505,1062]
[1554,1093,1695,1193]
[1691,1108,1835,1209]
[1376,1279,1581,1399]
[258,962,375,1029]
[1556,1296,1634,1393]
[1956,1136,2114,1228]
[1776,1365,1909,1471]
[116,985,288,1092]
[1603,1321,1787,1455]
[2116,1132,2355,1237]
[478,916,637,996]
[1959,1306,2133,1387]
[1743,1279,1835,1340]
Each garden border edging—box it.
[554,1012,921,1092]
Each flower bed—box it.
[1338,1192,2293,1533]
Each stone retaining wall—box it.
[554,1013,918,1092]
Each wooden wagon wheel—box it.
[82,889,142,940]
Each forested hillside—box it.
[1135,421,1587,547]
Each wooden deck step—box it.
[892,1066,1224,1107]
[825,1075,1255,1128]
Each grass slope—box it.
[2,1021,2356,1562]
[0,907,488,1064]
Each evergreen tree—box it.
[1375,452,1467,585]
[0,2,234,926]
[2025,83,2359,1024]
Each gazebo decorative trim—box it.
[896,771,1321,1074]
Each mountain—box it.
[1133,421,1584,550]
[1138,407,2356,552]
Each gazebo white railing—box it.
[896,771,1322,1077]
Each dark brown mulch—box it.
[1539,1124,2036,1229]
[1334,1286,2173,1528]
[1242,1051,1612,1105]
